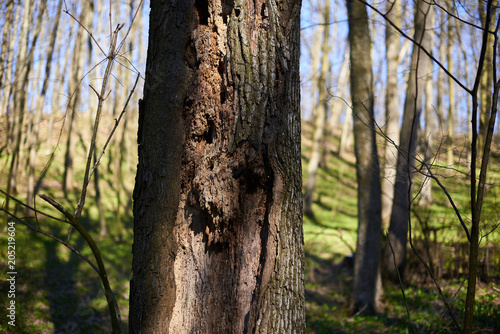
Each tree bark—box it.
[130,1,305,333]
[347,0,383,315]
[383,0,433,279]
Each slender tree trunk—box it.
[464,1,497,331]
[305,15,321,121]
[347,0,383,314]
[446,2,455,168]
[329,46,349,136]
[304,0,330,217]
[477,1,497,152]
[419,8,435,208]
[383,0,434,278]
[3,0,33,227]
[381,0,401,228]
[455,17,473,173]
[435,9,446,134]
[420,68,434,207]
[0,0,16,99]
[92,149,107,238]
[339,102,353,159]
[324,43,348,165]
[130,1,304,332]
[46,21,71,154]
[63,3,91,193]
[2,1,22,150]
[27,0,61,208]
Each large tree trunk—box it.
[347,0,383,314]
[130,1,305,333]
[383,0,434,278]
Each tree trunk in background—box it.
[446,1,455,168]
[3,0,32,227]
[435,9,446,134]
[347,0,383,315]
[112,0,137,240]
[3,0,25,148]
[456,18,473,172]
[63,2,91,193]
[383,0,433,279]
[323,43,348,166]
[420,68,435,207]
[304,0,330,217]
[339,103,353,159]
[304,11,321,121]
[93,149,107,237]
[329,46,349,136]
[27,0,60,209]
[0,0,16,99]
[130,1,304,332]
[478,1,497,152]
[46,21,72,154]
[19,0,47,185]
[381,0,401,228]
[320,0,338,168]
[419,7,435,208]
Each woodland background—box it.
[0,0,499,332]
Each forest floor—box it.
[0,118,499,333]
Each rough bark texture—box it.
[347,0,383,315]
[130,1,304,333]
[383,0,433,278]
